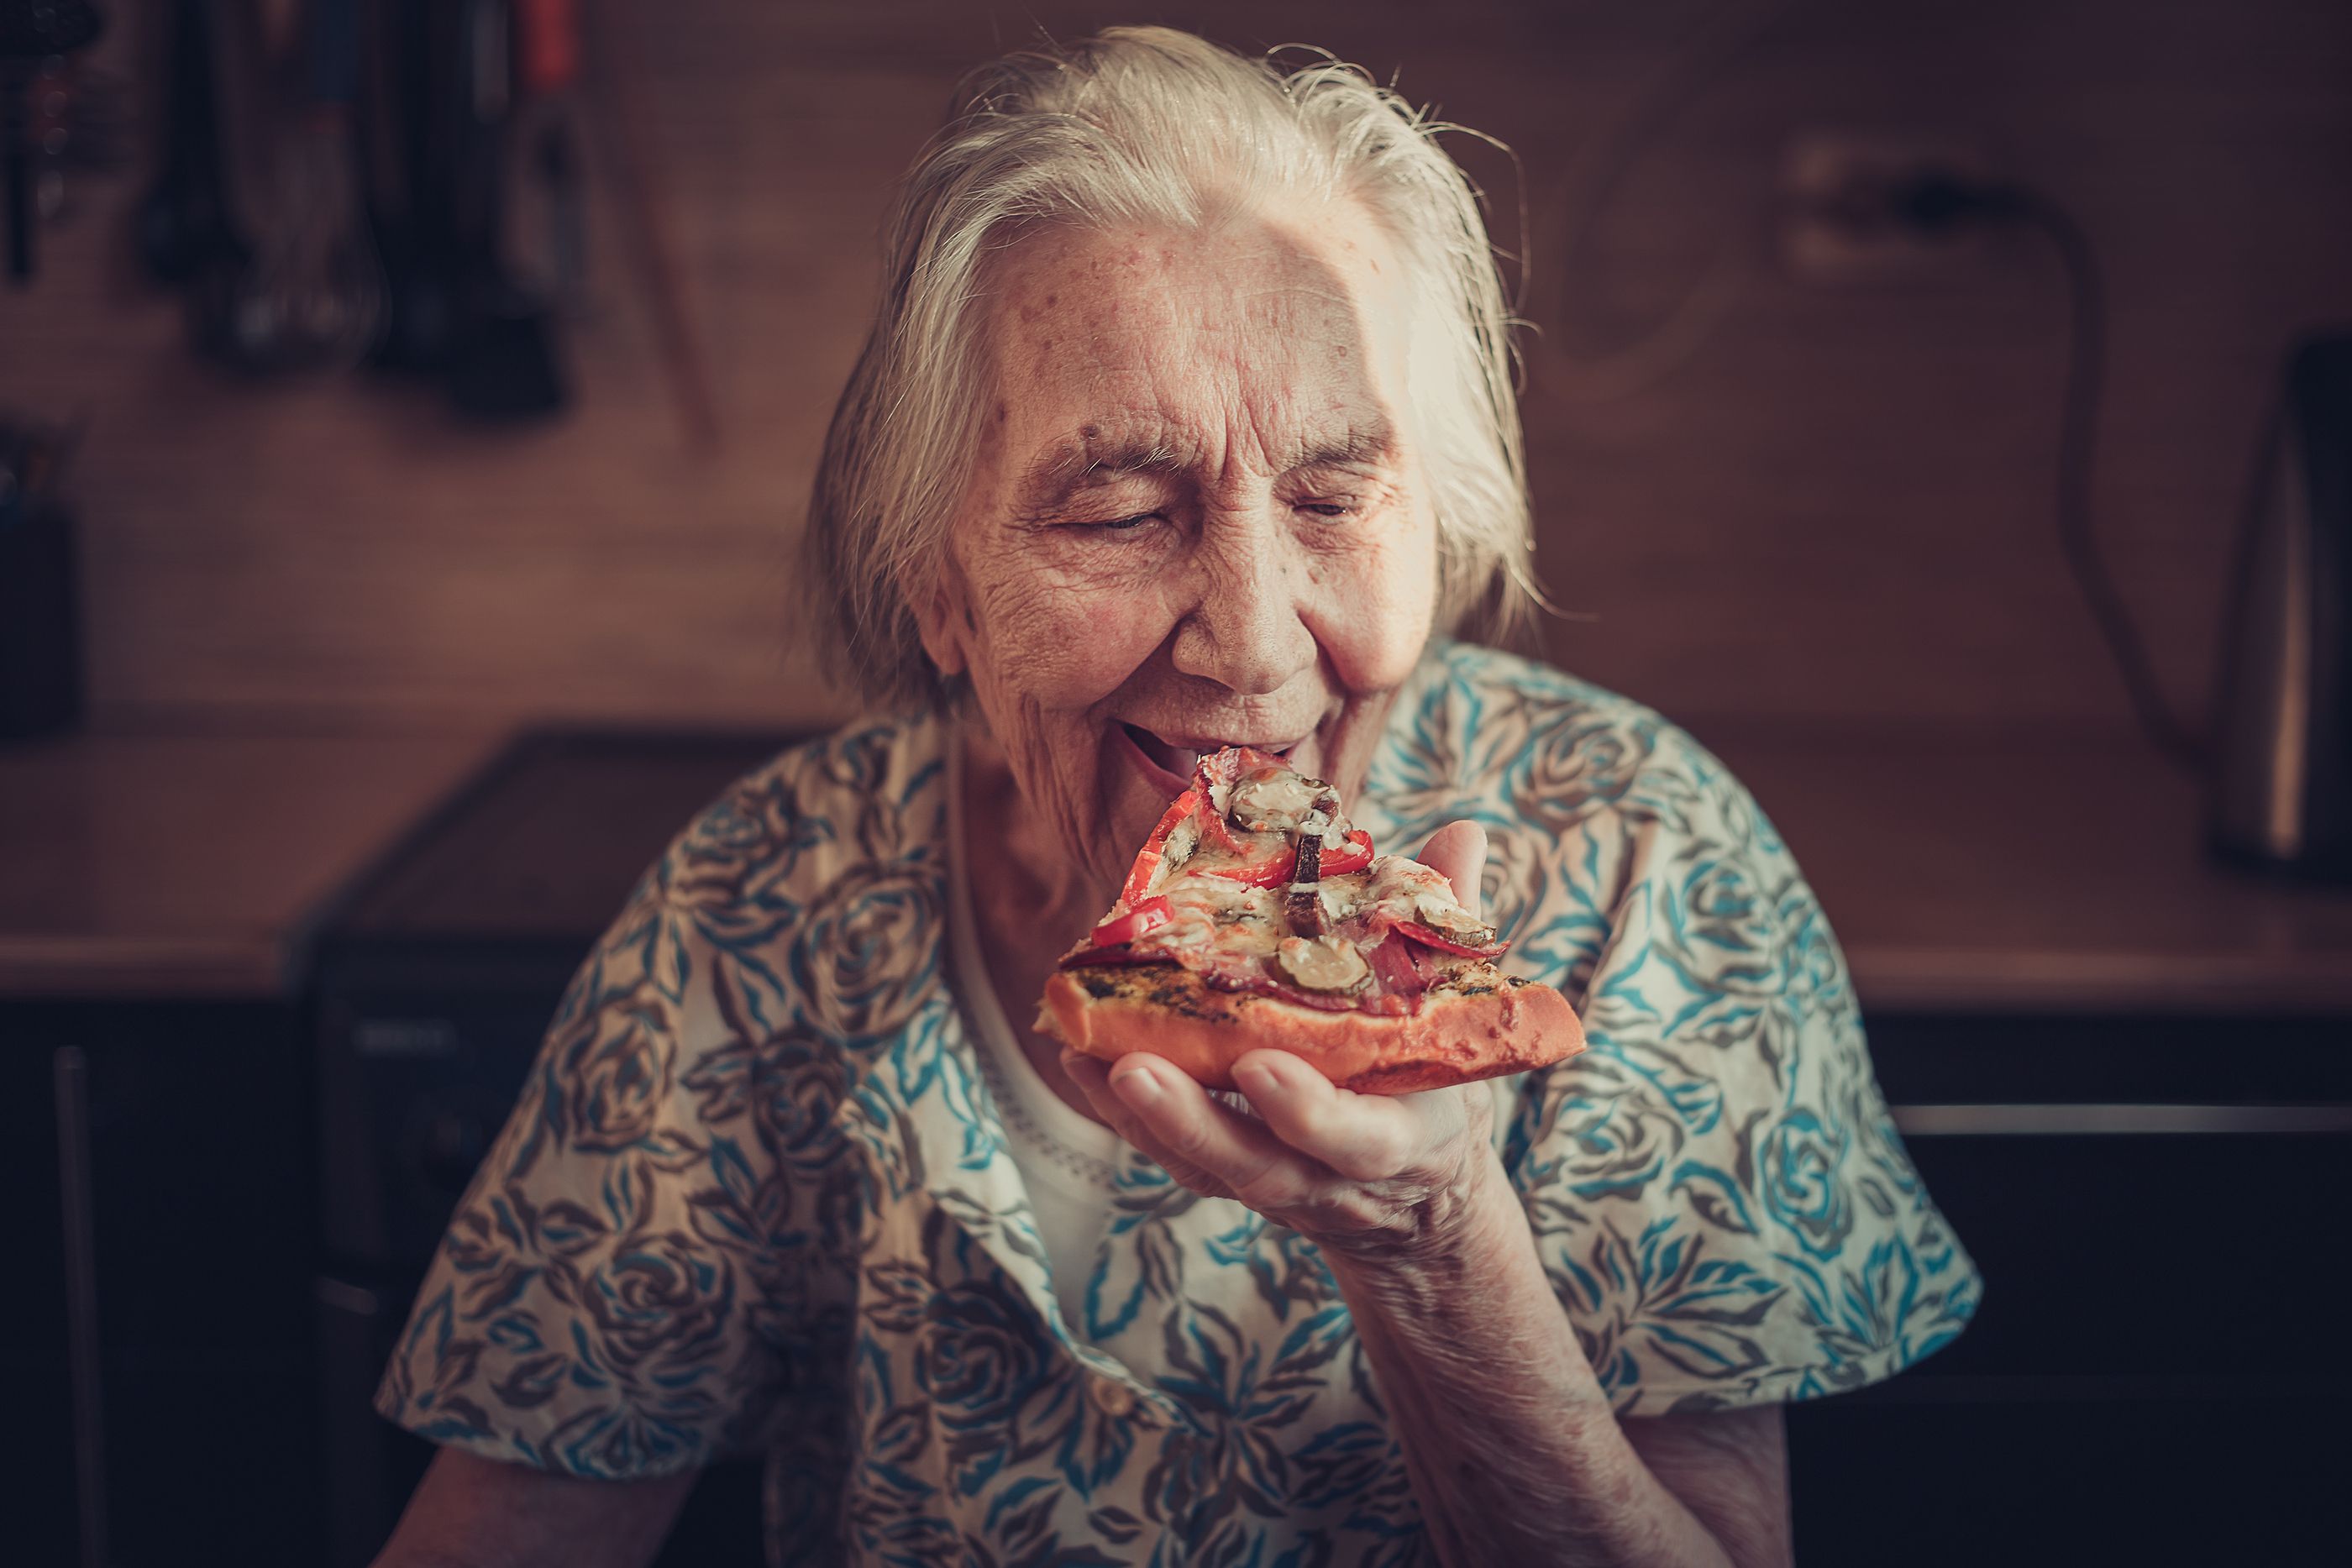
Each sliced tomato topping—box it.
[1119,790,1201,905]
[1089,894,1173,949]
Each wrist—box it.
[1318,1148,1523,1298]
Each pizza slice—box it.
[1037,746,1585,1094]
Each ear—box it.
[911,565,970,681]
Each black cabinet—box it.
[1787,1011,2352,1565]
[4,999,317,1568]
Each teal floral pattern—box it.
[377,639,1980,1563]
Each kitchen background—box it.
[7,0,2345,738]
[3,1,2349,1565]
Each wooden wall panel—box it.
[3,0,2346,738]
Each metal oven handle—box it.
[1892,1103,2352,1136]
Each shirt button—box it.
[1089,1375,1139,1419]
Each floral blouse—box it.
[376,639,1981,1565]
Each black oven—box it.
[1786,1011,2352,1564]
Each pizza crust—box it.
[1038,962,1586,1095]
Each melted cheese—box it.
[1230,771,1321,831]
[1105,747,1496,1008]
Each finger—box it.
[1416,820,1488,920]
[1059,1048,1308,1197]
[1055,1049,1176,1162]
[1228,1048,1423,1183]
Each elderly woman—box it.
[373,27,1977,1568]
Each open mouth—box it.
[1116,722,1297,785]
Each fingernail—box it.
[1236,1062,1277,1095]
[1114,1067,1161,1104]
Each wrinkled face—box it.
[916,206,1441,898]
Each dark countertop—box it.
[1708,729,2352,1015]
[3,725,2348,1011]
[0,730,500,999]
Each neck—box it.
[958,721,1115,968]
[953,721,1123,1129]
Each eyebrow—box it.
[1011,422,1399,517]
[1012,438,1188,517]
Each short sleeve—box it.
[1493,719,1982,1414]
[374,758,864,1477]
[1362,644,1981,1416]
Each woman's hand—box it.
[1073,821,1793,1568]
[1058,820,1505,1266]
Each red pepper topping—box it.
[1200,847,1295,888]
[1089,894,1174,949]
[1320,829,1374,877]
[1119,789,1200,905]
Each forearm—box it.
[372,1448,696,1568]
[1325,1156,1735,1568]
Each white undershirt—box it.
[946,731,1121,1336]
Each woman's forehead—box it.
[980,212,1416,476]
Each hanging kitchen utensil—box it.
[580,0,718,448]
[367,0,462,374]
[0,406,84,741]
[215,0,384,373]
[1,0,103,282]
[512,0,586,313]
[132,0,247,293]
[25,50,131,233]
[441,0,564,421]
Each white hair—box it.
[803,25,1541,708]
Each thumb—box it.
[1415,821,1488,921]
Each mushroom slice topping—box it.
[1413,889,1498,945]
[1276,934,1371,994]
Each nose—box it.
[1168,511,1319,697]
